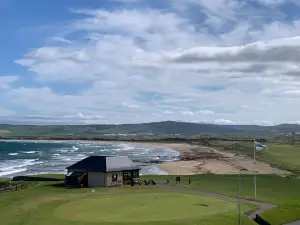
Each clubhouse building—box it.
[65,155,140,188]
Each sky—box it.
[1,0,300,125]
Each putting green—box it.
[54,193,236,222]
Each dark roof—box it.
[66,155,140,172]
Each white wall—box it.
[88,172,106,187]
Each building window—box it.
[112,174,118,182]
[133,171,139,178]
[123,171,129,180]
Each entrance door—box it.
[122,171,133,185]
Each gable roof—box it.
[66,155,140,172]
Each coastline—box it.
[153,143,289,175]
[0,139,289,176]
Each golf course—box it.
[1,173,300,225]
[0,177,257,225]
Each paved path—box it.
[285,221,300,225]
[156,184,276,219]
[156,184,300,225]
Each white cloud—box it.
[197,110,215,114]
[213,119,235,125]
[167,36,300,64]
[162,110,174,114]
[182,111,195,116]
[253,0,285,6]
[121,102,139,108]
[52,37,72,44]
[0,76,18,91]
[252,120,274,126]
[4,2,300,125]
[0,108,16,116]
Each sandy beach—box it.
[156,143,288,175]
[0,139,289,176]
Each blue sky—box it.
[1,0,300,125]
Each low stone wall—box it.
[254,214,271,225]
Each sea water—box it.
[0,140,180,178]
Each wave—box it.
[0,168,27,177]
[0,141,179,177]
[0,159,43,172]
[8,153,18,156]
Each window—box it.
[112,174,118,182]
[133,171,139,178]
[123,171,129,180]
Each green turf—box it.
[0,180,256,225]
[210,141,300,173]
[144,174,300,224]
[55,193,238,223]
[258,144,300,172]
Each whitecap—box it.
[0,168,27,177]
[8,153,18,156]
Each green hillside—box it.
[1,121,300,137]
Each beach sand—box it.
[1,139,289,176]
[155,143,289,175]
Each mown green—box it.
[144,174,300,225]
[0,179,256,225]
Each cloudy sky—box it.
[1,0,300,125]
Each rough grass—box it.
[258,144,300,172]
[0,180,256,225]
[143,174,300,225]
[210,141,300,173]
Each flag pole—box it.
[253,139,257,200]
[238,173,241,225]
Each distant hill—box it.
[1,121,300,137]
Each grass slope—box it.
[144,174,300,225]
[259,144,300,172]
[211,141,300,173]
[0,180,256,225]
[2,122,300,136]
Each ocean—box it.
[0,140,180,178]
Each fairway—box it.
[54,193,235,223]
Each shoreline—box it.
[153,143,290,175]
[0,139,289,176]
